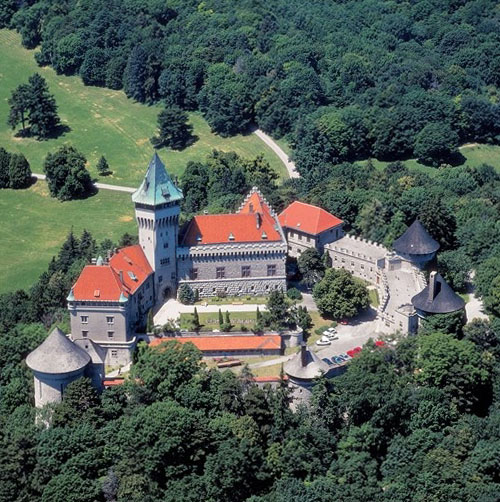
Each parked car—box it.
[322,357,333,366]
[332,356,345,364]
[316,336,331,346]
[327,327,337,334]
[375,340,385,347]
[339,319,348,325]
[326,335,339,341]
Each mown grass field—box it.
[0,182,136,293]
[0,29,287,186]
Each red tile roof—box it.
[278,201,343,236]
[150,335,282,352]
[181,189,282,246]
[72,245,153,301]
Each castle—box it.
[27,153,466,410]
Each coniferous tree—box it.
[7,83,31,135]
[26,73,60,139]
[218,308,224,328]
[0,148,11,188]
[124,45,147,103]
[150,106,194,150]
[8,153,32,189]
[192,307,200,332]
[96,155,110,176]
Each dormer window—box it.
[228,232,235,241]
[94,289,100,298]
[261,232,267,240]
[196,235,202,242]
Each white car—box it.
[316,336,331,346]
[327,327,337,334]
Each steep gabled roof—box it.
[278,201,343,236]
[411,272,465,314]
[181,187,283,246]
[72,245,152,301]
[132,153,183,206]
[26,327,90,374]
[393,220,440,256]
[150,335,282,351]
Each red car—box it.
[339,319,348,325]
[347,347,362,358]
[375,340,385,347]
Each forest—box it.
[1,0,499,170]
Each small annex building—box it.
[393,219,440,267]
[284,342,333,408]
[26,327,104,408]
[278,201,344,257]
[150,334,283,357]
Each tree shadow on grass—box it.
[43,123,72,140]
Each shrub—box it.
[286,287,303,301]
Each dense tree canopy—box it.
[4,0,500,168]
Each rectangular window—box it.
[216,267,225,279]
[267,264,276,276]
[306,236,310,243]
[298,234,302,241]
[171,272,176,280]
[241,265,251,278]
[82,330,88,338]
[158,275,163,283]
[190,268,198,280]
[111,349,118,358]
[163,242,169,248]
[81,315,88,324]
[107,331,114,339]
[106,316,114,325]
[160,257,170,266]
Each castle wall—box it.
[32,368,86,408]
[284,225,344,258]
[177,242,287,297]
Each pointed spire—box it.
[411,272,465,314]
[66,287,75,302]
[132,153,183,206]
[96,255,104,266]
[119,292,128,303]
[393,219,440,256]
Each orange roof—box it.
[72,245,153,301]
[150,335,282,352]
[278,201,343,235]
[182,189,282,246]
[103,378,126,386]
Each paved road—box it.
[253,129,299,179]
[32,173,136,193]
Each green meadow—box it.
[0,182,136,293]
[0,29,287,186]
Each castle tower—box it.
[26,327,91,408]
[132,153,183,301]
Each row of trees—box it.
[3,0,499,167]
[0,147,31,189]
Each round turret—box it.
[26,327,91,408]
[393,220,440,266]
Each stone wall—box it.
[33,367,86,408]
[179,276,286,297]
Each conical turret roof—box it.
[393,220,440,256]
[132,153,183,206]
[26,327,90,374]
[411,272,465,314]
[284,343,331,380]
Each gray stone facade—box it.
[285,225,344,258]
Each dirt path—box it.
[32,173,136,193]
[253,129,300,178]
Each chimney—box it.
[300,342,307,368]
[256,212,262,229]
[428,271,437,301]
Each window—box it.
[171,272,176,280]
[107,331,114,339]
[241,265,251,277]
[306,236,310,243]
[158,275,163,283]
[163,242,169,248]
[190,268,198,280]
[81,315,88,324]
[267,264,276,276]
[216,267,225,279]
[298,234,302,241]
[160,257,170,266]
[82,330,88,338]
[106,316,114,325]
[111,349,118,358]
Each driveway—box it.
[32,173,136,193]
[253,129,299,179]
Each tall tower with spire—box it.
[132,153,183,301]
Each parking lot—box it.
[312,308,385,363]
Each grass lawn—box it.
[307,309,335,345]
[180,311,257,331]
[249,363,284,378]
[357,143,500,176]
[369,289,380,308]
[195,295,268,306]
[0,29,287,186]
[0,181,136,293]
